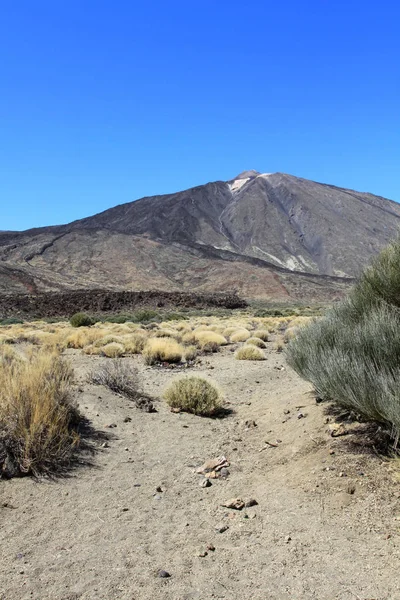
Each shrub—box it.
[153,328,179,338]
[101,342,125,358]
[275,337,284,353]
[181,331,197,345]
[90,360,138,398]
[82,344,102,355]
[67,328,103,349]
[253,329,269,341]
[183,345,198,361]
[235,345,265,360]
[230,329,251,343]
[122,334,147,354]
[0,350,80,477]
[193,331,227,350]
[142,338,183,365]
[163,377,222,416]
[70,313,94,327]
[0,317,24,325]
[245,337,266,348]
[286,238,400,443]
[130,309,159,323]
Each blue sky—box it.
[1,0,399,231]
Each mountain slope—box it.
[0,172,398,300]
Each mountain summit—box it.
[0,172,399,300]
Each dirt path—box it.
[1,347,400,600]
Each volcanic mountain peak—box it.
[0,171,399,301]
[233,170,261,180]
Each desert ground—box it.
[1,315,400,600]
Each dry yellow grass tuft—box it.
[253,329,270,341]
[153,328,179,339]
[142,338,184,365]
[163,376,223,416]
[183,345,198,361]
[82,344,103,356]
[235,345,265,360]
[181,331,197,345]
[66,328,104,349]
[245,337,266,348]
[230,329,251,343]
[193,330,227,350]
[0,349,80,477]
[101,342,125,358]
[122,334,147,354]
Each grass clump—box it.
[70,313,94,327]
[235,345,265,361]
[253,329,269,341]
[230,329,251,343]
[101,342,125,358]
[286,238,400,443]
[246,337,266,348]
[142,338,184,365]
[0,350,81,477]
[164,376,222,416]
[183,345,198,361]
[193,331,227,350]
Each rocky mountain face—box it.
[1,171,399,301]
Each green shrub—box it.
[70,312,94,327]
[286,238,400,443]
[131,309,159,323]
[164,376,222,416]
[0,317,24,325]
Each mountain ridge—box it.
[1,171,398,301]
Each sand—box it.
[1,345,400,600]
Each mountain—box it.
[1,171,399,301]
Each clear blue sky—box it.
[1,1,399,231]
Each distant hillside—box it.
[1,171,399,301]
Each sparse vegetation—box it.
[235,345,265,360]
[163,376,223,416]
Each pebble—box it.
[200,479,212,488]
[285,535,292,543]
[156,486,163,492]
[207,544,215,551]
[220,467,230,478]
[123,417,132,423]
[158,570,171,578]
[101,442,109,448]
[244,498,258,508]
[216,524,229,533]
[297,412,305,419]
[198,550,208,557]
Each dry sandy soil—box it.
[1,345,400,600]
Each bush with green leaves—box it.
[286,238,400,443]
[70,312,94,327]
